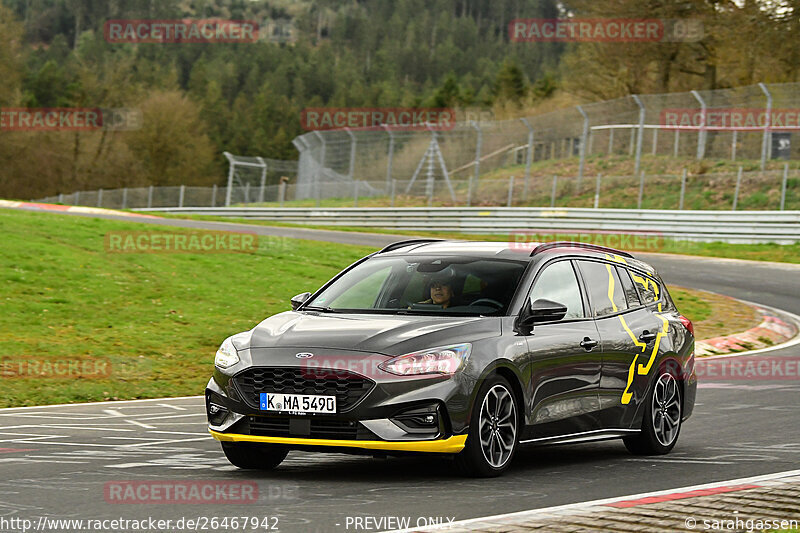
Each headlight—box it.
[214,337,240,369]
[379,343,472,376]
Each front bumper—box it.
[206,358,474,455]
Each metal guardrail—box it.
[136,207,800,244]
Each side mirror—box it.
[518,298,568,329]
[290,292,312,310]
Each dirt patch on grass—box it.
[671,286,760,341]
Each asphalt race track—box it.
[2,208,800,532]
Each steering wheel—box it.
[469,298,503,309]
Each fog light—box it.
[207,401,229,426]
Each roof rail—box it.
[378,239,445,254]
[530,241,634,259]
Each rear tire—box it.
[455,375,519,477]
[221,441,289,470]
[624,368,682,455]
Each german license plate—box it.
[259,393,336,414]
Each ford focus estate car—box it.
[206,240,697,477]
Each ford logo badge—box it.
[295,352,314,359]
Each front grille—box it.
[247,416,378,440]
[232,367,375,412]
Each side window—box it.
[578,261,628,317]
[529,261,584,320]
[630,271,661,305]
[617,267,641,308]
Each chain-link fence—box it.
[293,82,800,199]
[36,165,800,211]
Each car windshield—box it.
[305,256,528,316]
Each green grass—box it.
[0,208,374,407]
[669,287,712,323]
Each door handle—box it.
[580,337,598,351]
[639,331,657,342]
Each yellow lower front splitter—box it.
[209,429,467,454]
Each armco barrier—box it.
[135,207,800,244]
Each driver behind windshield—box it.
[418,270,459,309]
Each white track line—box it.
[388,468,800,532]
[0,396,203,412]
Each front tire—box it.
[221,441,289,470]
[624,369,682,455]
[455,375,519,477]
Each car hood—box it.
[242,311,500,356]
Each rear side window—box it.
[630,271,661,305]
[617,267,641,308]
[529,260,584,320]
[577,261,628,317]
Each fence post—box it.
[651,128,658,155]
[390,179,396,207]
[257,157,267,203]
[466,176,473,207]
[608,128,614,155]
[315,178,321,207]
[781,163,789,211]
[551,175,558,207]
[733,166,742,210]
[97,188,103,207]
[243,183,250,204]
[384,125,395,189]
[759,83,773,171]
[179,185,185,208]
[679,168,687,210]
[731,130,738,161]
[279,181,286,207]
[690,90,707,160]
[75,191,80,205]
[314,131,327,187]
[577,105,589,189]
[121,187,128,209]
[224,151,235,207]
[629,127,635,156]
[147,186,153,209]
[211,184,217,206]
[471,121,482,185]
[354,180,359,207]
[594,174,602,209]
[521,118,534,199]
[58,193,64,204]
[673,129,680,157]
[507,176,515,207]
[345,127,356,181]
[637,171,645,209]
[632,95,645,176]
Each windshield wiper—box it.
[302,305,338,313]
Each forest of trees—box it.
[1,0,799,199]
